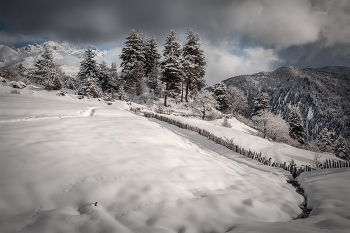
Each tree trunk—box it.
[181,81,184,102]
[164,84,168,107]
[185,80,190,102]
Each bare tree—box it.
[253,112,290,142]
[227,86,248,116]
[191,90,219,120]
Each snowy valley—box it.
[0,79,349,233]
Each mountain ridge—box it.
[0,41,107,74]
[222,65,350,141]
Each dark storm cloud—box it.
[1,0,350,74]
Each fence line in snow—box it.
[137,110,349,178]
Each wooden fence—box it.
[139,110,350,178]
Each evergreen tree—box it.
[120,29,146,92]
[317,128,334,152]
[34,49,56,85]
[252,92,270,116]
[77,48,101,97]
[109,62,120,88]
[144,36,161,78]
[289,107,306,144]
[79,74,102,98]
[334,136,347,159]
[117,86,129,102]
[182,28,207,102]
[128,61,145,96]
[161,30,183,106]
[147,60,161,95]
[63,76,77,90]
[34,49,62,90]
[16,63,27,77]
[44,68,62,90]
[98,61,110,92]
[77,48,99,81]
[212,82,229,111]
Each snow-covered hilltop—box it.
[0,41,107,72]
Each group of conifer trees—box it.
[118,28,207,106]
[75,28,207,105]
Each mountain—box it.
[222,66,350,141]
[0,41,107,76]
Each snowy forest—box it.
[0,28,349,161]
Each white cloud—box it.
[220,0,326,49]
[95,47,123,67]
[203,41,281,85]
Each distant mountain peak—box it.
[0,40,107,70]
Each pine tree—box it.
[317,128,334,152]
[109,62,120,88]
[16,63,27,77]
[117,86,129,102]
[144,36,161,78]
[34,49,57,85]
[252,92,270,116]
[79,74,102,98]
[63,76,77,90]
[77,49,101,97]
[98,61,110,92]
[34,49,62,90]
[289,107,306,144]
[77,48,99,80]
[120,29,146,92]
[334,136,347,159]
[212,82,229,111]
[161,30,183,106]
[44,68,62,90]
[147,60,161,95]
[182,28,207,102]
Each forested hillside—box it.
[223,66,350,141]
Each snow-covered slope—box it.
[0,41,107,76]
[0,83,349,233]
[150,113,338,166]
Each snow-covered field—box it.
[0,83,349,233]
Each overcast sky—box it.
[1,0,350,85]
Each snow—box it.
[151,113,338,166]
[297,168,350,230]
[0,83,349,232]
[227,168,350,233]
